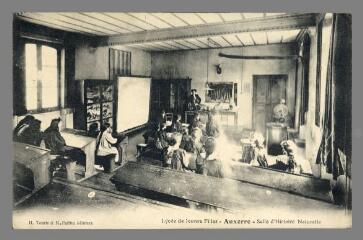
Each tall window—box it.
[24,43,60,111]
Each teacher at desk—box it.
[187,89,202,111]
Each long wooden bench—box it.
[226,161,333,203]
[110,162,339,212]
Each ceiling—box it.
[120,29,302,51]
[15,12,309,51]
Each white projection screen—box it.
[116,76,151,132]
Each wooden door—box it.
[253,75,287,135]
[253,76,269,135]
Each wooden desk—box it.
[228,162,332,202]
[216,110,238,127]
[111,162,338,211]
[185,110,238,127]
[13,142,50,192]
[61,131,96,178]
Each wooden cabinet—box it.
[74,80,115,134]
[149,78,191,122]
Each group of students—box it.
[153,110,225,178]
[248,131,312,175]
[13,115,125,171]
[14,116,87,169]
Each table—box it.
[62,131,96,178]
[14,142,50,191]
[185,110,238,127]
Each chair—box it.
[136,143,147,159]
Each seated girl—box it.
[249,132,269,168]
[96,123,121,163]
[43,118,86,165]
[275,140,312,174]
[204,137,224,178]
[191,128,206,174]
[169,114,183,133]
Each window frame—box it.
[22,38,63,114]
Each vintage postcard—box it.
[12,12,351,229]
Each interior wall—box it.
[75,45,151,80]
[151,43,298,128]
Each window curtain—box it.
[316,14,352,180]
[109,48,131,80]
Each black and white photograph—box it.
[12,12,352,229]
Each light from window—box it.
[25,43,38,110]
[24,43,59,111]
[41,46,58,108]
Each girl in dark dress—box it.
[13,115,43,146]
[43,118,86,165]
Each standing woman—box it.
[96,122,121,164]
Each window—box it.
[24,42,61,111]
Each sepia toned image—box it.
[12,12,351,229]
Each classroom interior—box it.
[12,12,352,224]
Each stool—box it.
[136,143,147,158]
[96,154,116,173]
[49,155,76,181]
[65,161,77,181]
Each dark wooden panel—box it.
[149,78,191,123]
[253,76,269,134]
[253,75,288,134]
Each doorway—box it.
[253,75,288,135]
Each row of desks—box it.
[14,129,97,200]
